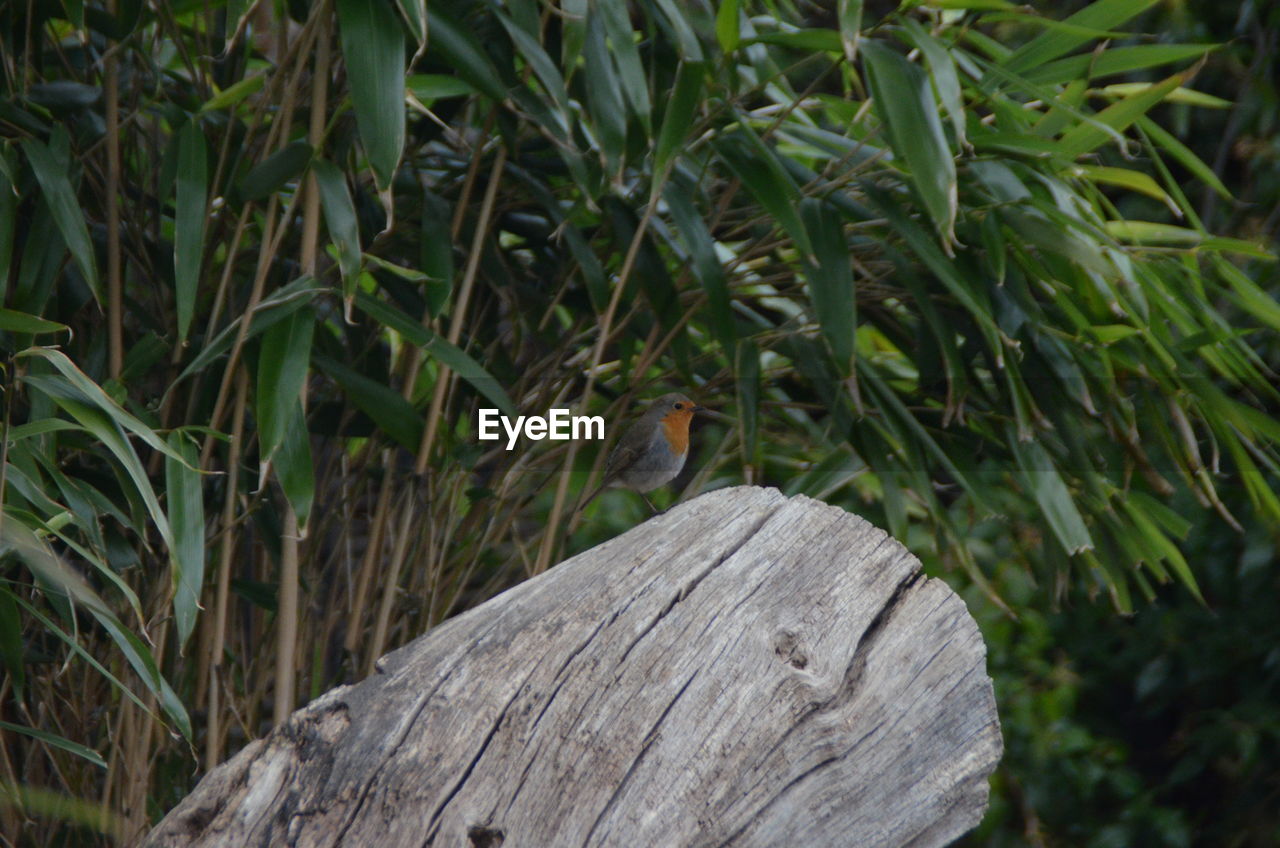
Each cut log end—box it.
[146,486,1002,847]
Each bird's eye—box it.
[673,402,684,410]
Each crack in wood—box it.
[615,503,781,671]
[580,668,701,847]
[501,744,541,821]
[825,566,925,712]
[331,616,511,845]
[528,674,570,738]
[423,664,541,844]
[549,610,614,685]
[713,750,842,848]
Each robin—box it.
[578,392,704,513]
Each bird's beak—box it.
[691,404,706,413]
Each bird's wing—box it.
[603,441,641,482]
[578,442,640,512]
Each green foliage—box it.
[958,494,1280,847]
[0,0,1277,843]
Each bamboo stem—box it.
[344,450,395,662]
[366,486,418,677]
[274,6,331,728]
[104,0,123,378]
[543,164,677,569]
[206,368,249,769]
[416,144,509,475]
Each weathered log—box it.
[145,486,1002,847]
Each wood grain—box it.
[144,486,1002,847]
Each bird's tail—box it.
[575,480,606,515]
[567,480,606,534]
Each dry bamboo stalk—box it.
[361,146,510,669]
[539,163,680,572]
[104,0,123,379]
[206,369,250,770]
[273,4,331,731]
[343,450,395,662]
[197,6,321,468]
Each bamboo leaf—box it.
[583,6,626,170]
[17,377,174,551]
[19,132,100,301]
[0,590,24,697]
[426,6,508,102]
[1066,164,1178,214]
[1098,82,1230,109]
[1001,0,1162,75]
[663,180,732,352]
[1220,428,1280,528]
[650,0,704,60]
[394,0,427,46]
[12,592,159,727]
[858,361,997,515]
[170,277,322,389]
[200,73,266,112]
[981,210,1006,284]
[313,353,423,450]
[0,147,15,303]
[276,402,315,529]
[497,8,570,115]
[743,30,841,52]
[715,0,740,54]
[714,126,811,255]
[1090,324,1141,345]
[257,308,315,464]
[866,187,1000,343]
[932,0,1017,8]
[2,521,191,739]
[1121,498,1203,603]
[174,119,207,343]
[862,40,957,245]
[1215,258,1280,333]
[336,0,406,189]
[417,188,454,302]
[237,141,313,203]
[899,18,965,148]
[837,0,863,64]
[800,198,855,373]
[1105,221,1273,258]
[0,720,106,769]
[1137,116,1231,200]
[1027,43,1218,86]
[354,290,517,417]
[1058,72,1183,158]
[10,495,143,622]
[17,348,184,463]
[0,308,67,335]
[878,468,908,544]
[311,160,362,299]
[598,0,651,128]
[165,431,205,648]
[654,61,705,175]
[1011,436,1095,555]
[406,74,475,101]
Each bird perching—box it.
[579,393,704,514]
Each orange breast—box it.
[660,410,693,455]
